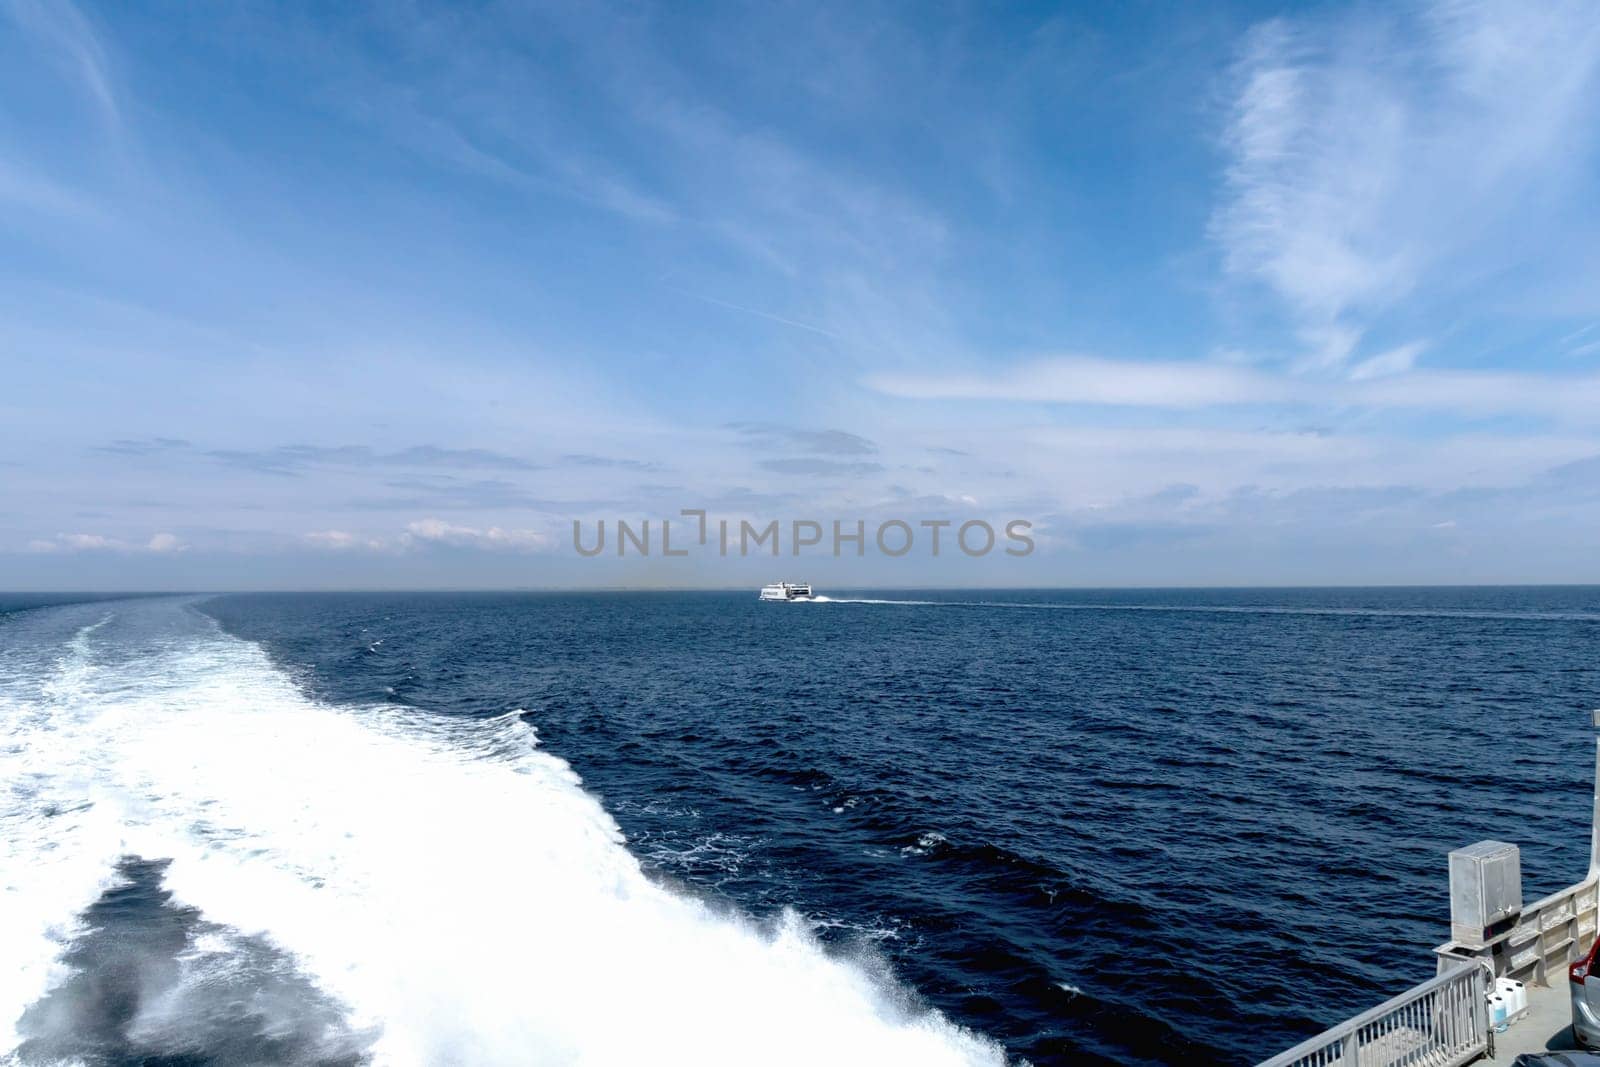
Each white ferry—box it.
[759,581,814,601]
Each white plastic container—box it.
[1496,976,1527,1017]
[1488,993,1508,1030]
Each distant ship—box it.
[759,581,814,602]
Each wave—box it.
[797,595,1600,621]
[966,600,1600,621]
[0,605,1004,1065]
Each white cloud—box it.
[304,530,388,552]
[867,356,1291,408]
[1349,341,1425,381]
[867,355,1600,418]
[1213,18,1410,365]
[403,518,551,552]
[23,531,189,553]
[1017,425,1595,493]
[59,532,121,550]
[1352,368,1600,416]
[306,523,556,553]
[1213,0,1600,366]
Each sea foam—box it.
[0,605,1004,1065]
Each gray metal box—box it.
[1449,840,1522,945]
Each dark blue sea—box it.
[3,589,1599,1066]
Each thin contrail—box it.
[664,284,841,340]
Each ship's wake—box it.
[0,602,1003,1066]
[803,596,941,605]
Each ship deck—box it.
[1485,979,1578,1062]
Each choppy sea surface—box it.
[3,588,1599,1066]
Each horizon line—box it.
[8,582,1600,596]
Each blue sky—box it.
[3,0,1600,589]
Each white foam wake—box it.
[0,607,1005,1065]
[806,596,940,606]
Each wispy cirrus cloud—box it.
[344,72,678,226]
[1213,0,1600,367]
[758,458,884,477]
[1,0,119,128]
[870,356,1288,408]
[337,1,956,356]
[560,454,666,472]
[94,437,192,456]
[1348,341,1425,382]
[868,354,1600,419]
[728,424,878,456]
[352,477,557,512]
[0,158,104,220]
[206,444,542,476]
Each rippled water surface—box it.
[5,589,1599,1065]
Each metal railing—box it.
[1256,963,1491,1067]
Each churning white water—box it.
[0,602,1004,1065]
